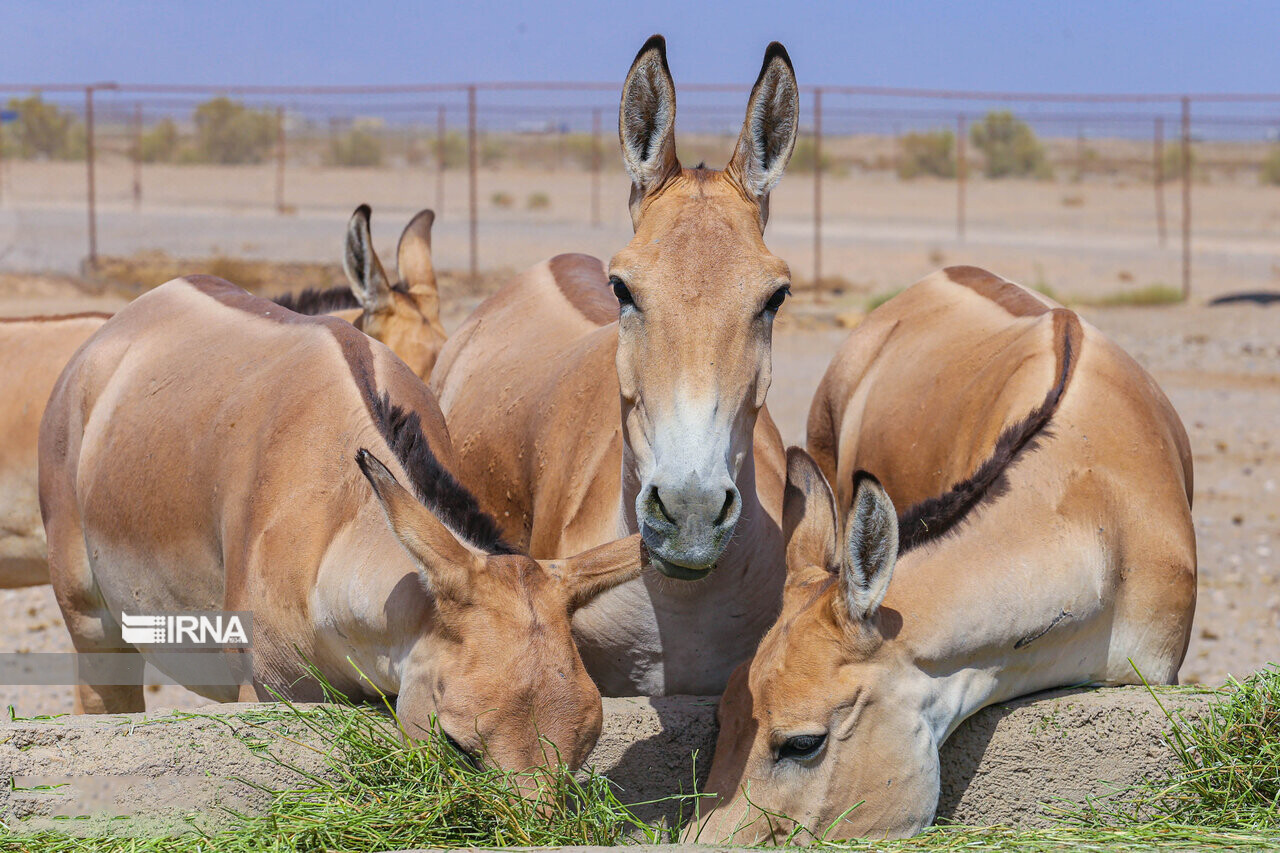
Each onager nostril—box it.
[653,489,677,525]
[715,490,737,527]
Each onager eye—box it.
[610,276,635,309]
[443,732,481,770]
[763,285,790,314]
[777,732,827,762]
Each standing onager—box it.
[695,267,1197,841]
[40,275,642,773]
[431,36,800,695]
[0,204,442,591]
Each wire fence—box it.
[1,81,1279,300]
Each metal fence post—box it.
[591,107,602,227]
[436,105,446,214]
[132,103,142,208]
[956,113,967,243]
[85,86,98,270]
[467,85,478,284]
[812,87,823,291]
[1180,96,1192,301]
[1154,116,1167,247]
[275,107,286,214]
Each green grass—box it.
[1083,283,1185,307]
[866,288,904,311]
[5,667,1277,851]
[1063,664,1280,832]
[0,674,681,852]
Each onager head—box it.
[609,36,799,578]
[344,205,448,379]
[356,449,643,774]
[696,449,939,841]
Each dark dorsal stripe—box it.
[0,311,112,324]
[367,392,518,556]
[271,282,409,316]
[945,265,1052,318]
[896,308,1084,554]
[184,275,515,556]
[548,254,617,326]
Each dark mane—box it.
[272,282,408,316]
[896,309,1083,554]
[369,392,518,556]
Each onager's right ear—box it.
[343,204,393,316]
[542,533,645,612]
[396,209,437,296]
[839,471,898,622]
[782,446,839,578]
[356,449,477,602]
[620,34,680,226]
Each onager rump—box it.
[40,276,643,773]
[0,204,442,591]
[696,266,1196,841]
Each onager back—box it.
[696,267,1196,840]
[40,276,643,773]
[0,204,443,591]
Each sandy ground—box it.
[0,162,1276,713]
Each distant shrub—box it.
[897,130,955,179]
[490,192,513,208]
[4,96,84,160]
[136,118,179,163]
[1262,146,1280,186]
[193,97,276,164]
[970,111,1052,179]
[1161,144,1196,181]
[788,138,846,175]
[527,192,551,210]
[329,128,383,168]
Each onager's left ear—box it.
[728,42,799,223]
[542,534,645,613]
[839,471,898,621]
[343,204,393,317]
[396,208,436,296]
[356,448,478,603]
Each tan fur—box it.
[696,267,1196,841]
[430,38,800,695]
[40,277,643,774]
[0,209,445,591]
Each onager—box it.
[0,204,443,590]
[41,276,641,773]
[696,267,1197,840]
[431,36,800,695]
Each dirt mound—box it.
[0,686,1207,837]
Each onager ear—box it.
[728,42,799,222]
[839,471,898,621]
[619,34,680,224]
[343,204,392,316]
[356,449,477,602]
[396,208,437,296]
[783,447,839,577]
[542,534,645,613]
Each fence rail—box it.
[2,80,1279,300]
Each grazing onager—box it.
[695,267,1197,841]
[0,204,443,591]
[431,36,800,695]
[40,276,643,773]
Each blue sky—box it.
[3,0,1276,93]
